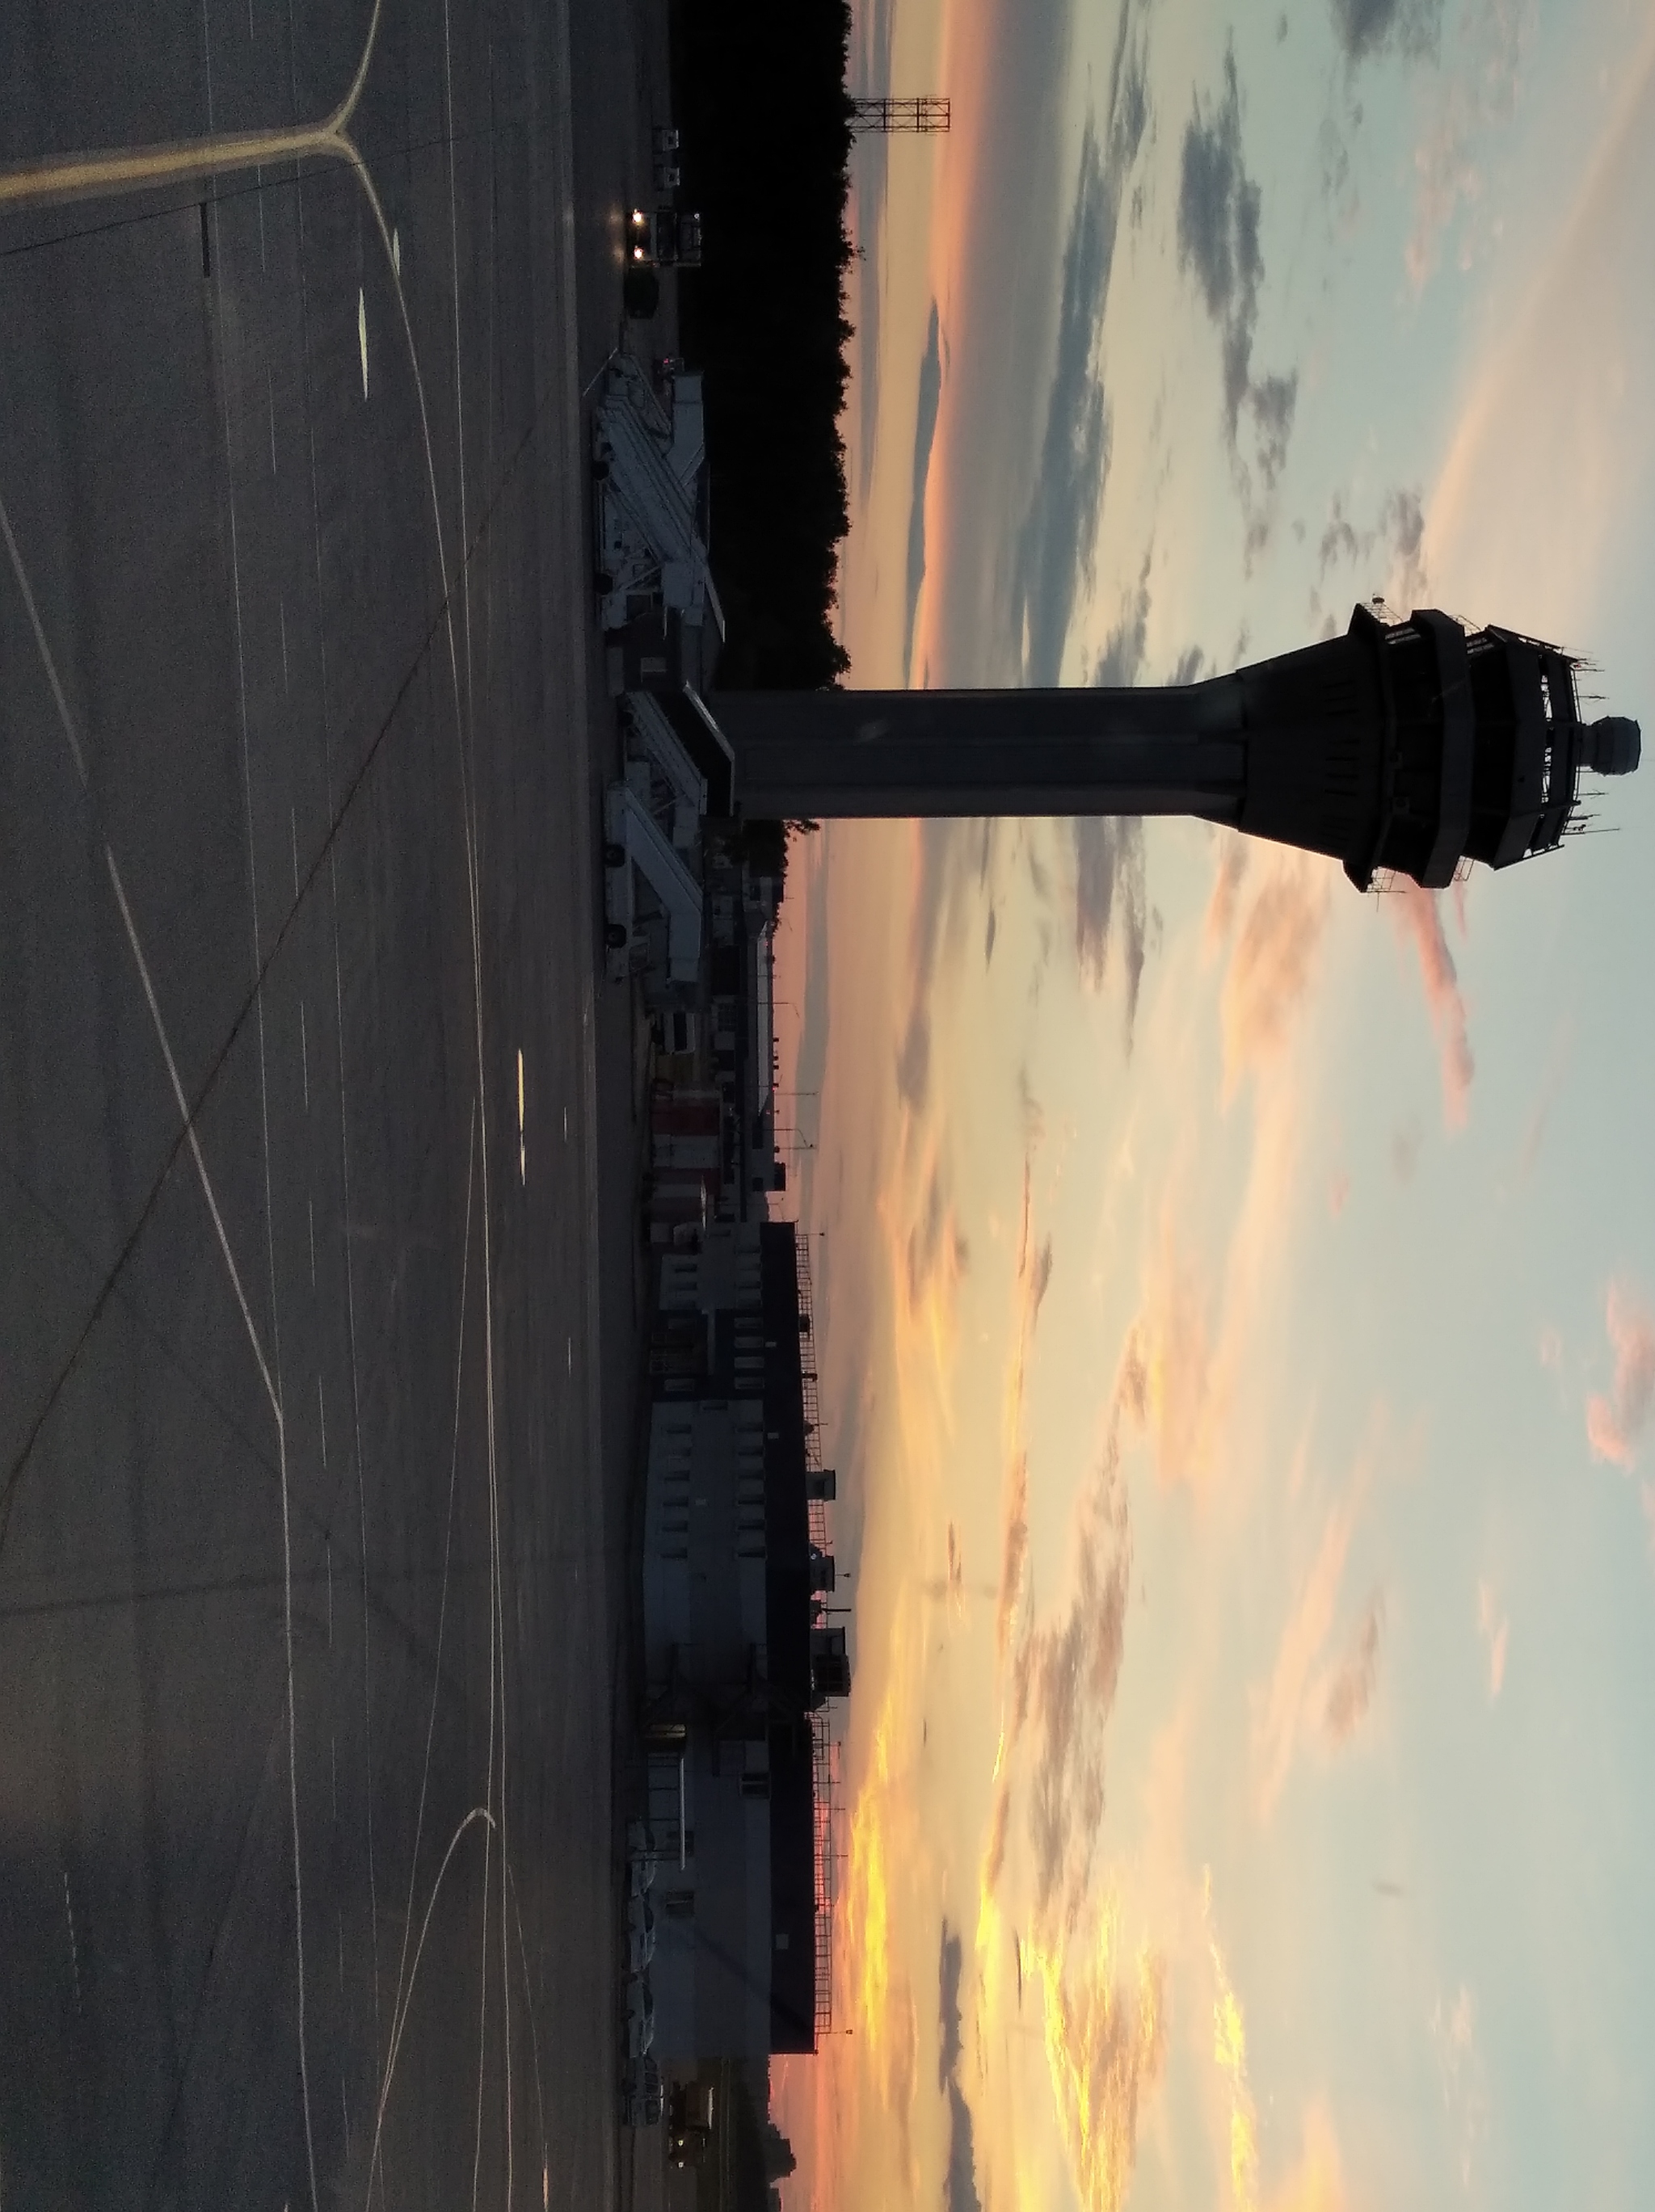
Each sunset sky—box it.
[769,3,1655,2210]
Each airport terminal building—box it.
[638,1220,844,2060]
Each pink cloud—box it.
[1392,885,1474,1129]
[1220,853,1331,1092]
[1585,1279,1655,1469]
[1205,835,1249,951]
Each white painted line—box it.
[393,225,400,275]
[62,1869,82,2012]
[300,1000,309,1111]
[0,487,86,780]
[516,1049,525,1185]
[104,852,280,1418]
[358,287,368,397]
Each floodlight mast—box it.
[710,604,1640,889]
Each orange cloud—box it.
[1031,1903,1167,2212]
[1208,1909,1258,2212]
[1392,884,1474,1129]
[1585,1277,1655,1469]
[983,1442,1132,1928]
[1261,2105,1346,2212]
[1205,835,1250,953]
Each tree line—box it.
[670,0,856,690]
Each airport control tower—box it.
[710,604,1640,889]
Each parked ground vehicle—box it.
[628,205,702,268]
[621,2054,663,2128]
[625,1974,655,2059]
[627,1892,656,1972]
[667,2081,715,2168]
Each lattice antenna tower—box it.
[851,96,950,134]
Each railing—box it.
[794,1234,831,1547]
[794,1230,837,2036]
[812,1709,836,2035]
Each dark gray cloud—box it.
[938,1923,983,2212]
[1316,485,1427,608]
[893,821,967,1114]
[1074,821,1146,1032]
[1009,13,1151,686]
[1330,0,1442,65]
[1319,495,1362,575]
[903,304,945,686]
[1023,1444,1131,1917]
[1252,371,1297,490]
[945,2085,983,2212]
[1177,44,1299,524]
[938,1923,964,2088]
[1030,1236,1055,1318]
[1388,486,1425,551]
[1072,557,1152,1037]
[1090,552,1151,688]
[1170,645,1207,686]
[895,1007,931,1109]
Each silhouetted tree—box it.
[671,0,856,688]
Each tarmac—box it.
[0,0,674,2201]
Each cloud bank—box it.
[1177,43,1299,533]
[1011,13,1151,686]
[1329,0,1442,66]
[1072,563,1152,1037]
[937,1924,983,2212]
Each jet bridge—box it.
[604,780,704,984]
[592,356,724,641]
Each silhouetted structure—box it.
[851,95,950,132]
[711,605,1640,889]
